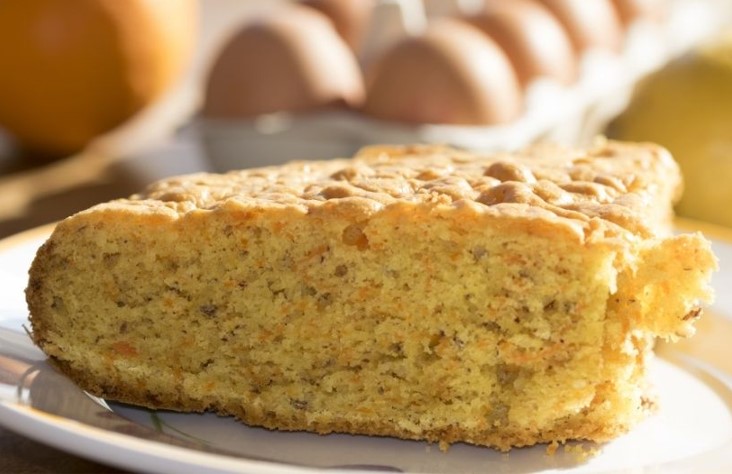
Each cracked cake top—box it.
[106,139,680,242]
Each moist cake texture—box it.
[27,140,716,451]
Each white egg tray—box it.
[198,0,732,171]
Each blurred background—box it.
[2,0,732,240]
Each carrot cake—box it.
[26,139,716,451]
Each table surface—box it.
[0,424,128,473]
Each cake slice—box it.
[26,139,716,451]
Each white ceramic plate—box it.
[2,222,732,474]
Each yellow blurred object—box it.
[607,31,732,227]
[0,0,197,157]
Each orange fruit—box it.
[0,0,197,156]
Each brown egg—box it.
[362,19,523,126]
[533,0,624,53]
[609,0,667,27]
[464,0,578,87]
[299,0,376,52]
[203,5,364,119]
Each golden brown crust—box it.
[125,138,679,240]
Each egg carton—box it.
[199,0,732,171]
